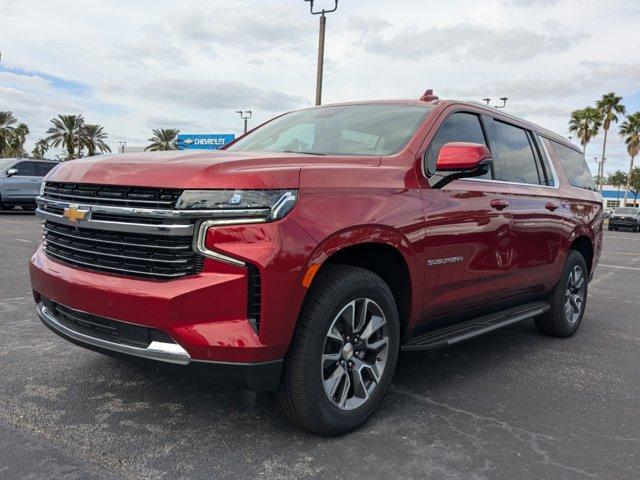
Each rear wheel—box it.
[274,265,400,436]
[535,250,588,337]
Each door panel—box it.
[421,178,513,320]
[506,184,564,292]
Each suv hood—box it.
[46,150,380,190]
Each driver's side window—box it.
[425,112,490,178]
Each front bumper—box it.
[35,296,283,390]
[609,218,638,228]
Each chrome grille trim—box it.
[36,208,194,236]
[37,197,270,220]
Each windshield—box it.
[614,207,638,214]
[227,104,433,156]
[0,159,16,172]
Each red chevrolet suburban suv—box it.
[30,94,602,435]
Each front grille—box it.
[43,221,204,279]
[43,182,182,209]
[48,299,175,348]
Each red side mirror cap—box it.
[436,142,492,171]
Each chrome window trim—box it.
[193,218,268,267]
[37,302,191,365]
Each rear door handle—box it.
[545,201,560,211]
[490,199,510,210]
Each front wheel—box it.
[274,265,400,436]
[535,250,588,337]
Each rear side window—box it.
[492,121,541,185]
[425,112,488,176]
[35,162,56,176]
[551,141,597,191]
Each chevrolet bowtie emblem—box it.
[63,205,90,222]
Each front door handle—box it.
[490,199,510,210]
[545,201,560,211]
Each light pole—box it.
[594,156,606,191]
[118,141,127,154]
[236,110,252,134]
[481,97,508,109]
[304,0,338,106]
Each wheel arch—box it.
[298,226,421,337]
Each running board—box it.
[401,301,550,351]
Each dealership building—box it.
[600,185,639,208]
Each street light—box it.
[481,97,508,109]
[594,156,606,191]
[118,141,127,154]
[303,0,339,106]
[236,110,252,134]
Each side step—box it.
[401,301,550,351]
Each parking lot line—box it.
[15,239,32,243]
[605,235,640,241]
[597,264,640,271]
[600,251,639,256]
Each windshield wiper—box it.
[282,150,326,156]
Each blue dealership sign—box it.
[177,134,235,150]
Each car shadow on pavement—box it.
[54,319,549,437]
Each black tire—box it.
[535,250,588,337]
[608,226,613,231]
[273,264,400,436]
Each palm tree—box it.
[46,114,85,160]
[32,139,50,159]
[595,92,626,191]
[619,112,640,207]
[82,124,111,156]
[7,123,30,157]
[607,170,628,206]
[568,107,601,158]
[0,111,17,157]
[145,128,179,151]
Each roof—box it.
[308,97,578,152]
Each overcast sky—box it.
[1,0,639,174]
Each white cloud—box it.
[0,0,638,174]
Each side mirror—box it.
[5,168,19,177]
[428,142,492,188]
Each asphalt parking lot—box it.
[1,211,638,480]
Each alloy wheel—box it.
[321,298,389,410]
[564,265,585,325]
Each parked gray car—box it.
[0,158,58,211]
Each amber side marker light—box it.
[302,263,321,288]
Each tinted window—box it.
[533,135,555,186]
[614,207,638,215]
[551,141,597,191]
[227,104,433,156]
[35,162,56,176]
[13,161,39,176]
[425,112,488,175]
[492,121,540,184]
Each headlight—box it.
[176,189,297,221]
